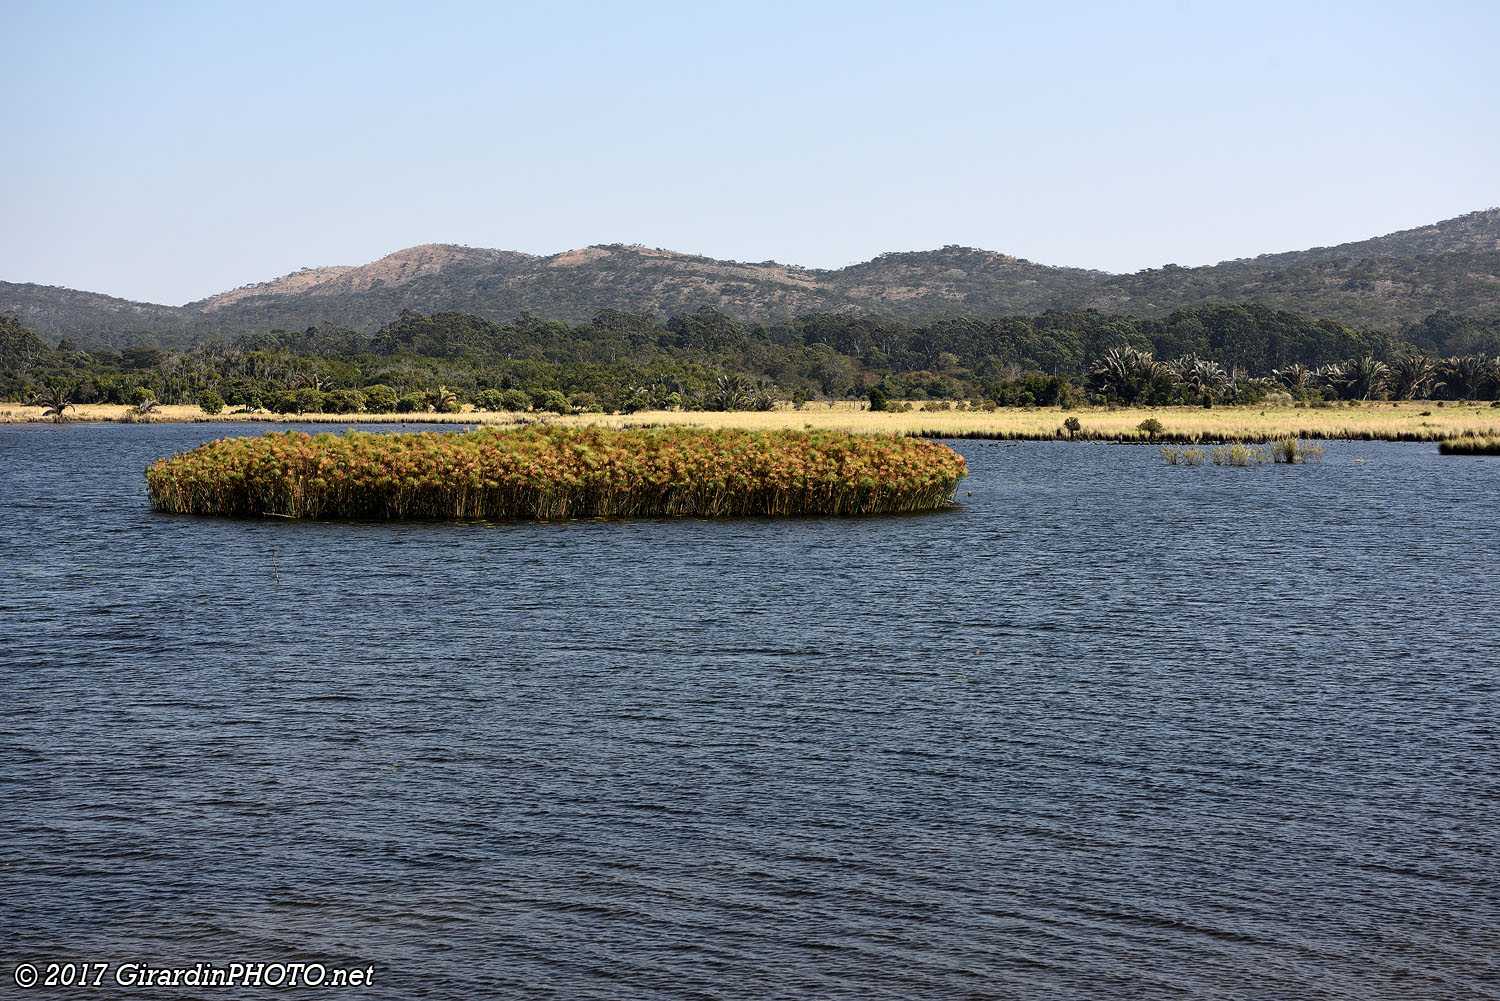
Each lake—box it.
[2,423,1497,999]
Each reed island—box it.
[1437,435,1500,455]
[145,426,968,520]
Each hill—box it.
[5,209,1500,348]
[1222,208,1500,270]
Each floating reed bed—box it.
[1438,435,1500,456]
[145,426,968,520]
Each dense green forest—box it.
[4,304,1499,414]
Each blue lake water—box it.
[2,423,1498,999]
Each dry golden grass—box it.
[542,401,1500,442]
[4,400,1499,442]
[1438,435,1500,455]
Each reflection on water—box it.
[2,424,1497,999]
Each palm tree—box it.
[1165,354,1199,382]
[1186,358,1231,397]
[750,379,779,412]
[1383,353,1435,400]
[1088,346,1160,404]
[1340,356,1389,401]
[426,385,459,413]
[40,384,73,423]
[1312,362,1347,397]
[1436,354,1497,400]
[1273,363,1312,391]
[708,374,752,412]
[1088,348,1130,400]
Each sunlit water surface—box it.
[2,423,1497,999]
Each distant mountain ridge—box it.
[1226,207,1500,270]
[192,244,539,311]
[5,208,1500,348]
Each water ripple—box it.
[1,426,1498,999]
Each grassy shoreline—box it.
[7,400,1500,442]
[1437,435,1500,455]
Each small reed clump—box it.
[1159,446,1207,465]
[1198,439,1326,466]
[1438,435,1500,456]
[1210,444,1268,466]
[145,426,968,520]
[1271,438,1327,463]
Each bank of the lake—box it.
[6,399,1500,442]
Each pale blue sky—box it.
[2,0,1497,305]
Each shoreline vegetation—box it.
[10,400,1500,444]
[1437,435,1500,456]
[145,427,969,521]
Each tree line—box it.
[3,303,1499,414]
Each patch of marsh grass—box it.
[145,426,969,520]
[1438,435,1500,456]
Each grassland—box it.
[8,400,1500,442]
[145,426,968,520]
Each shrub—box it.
[218,378,262,407]
[868,386,889,412]
[1137,418,1165,440]
[531,389,570,414]
[324,389,368,414]
[473,389,507,412]
[268,390,298,414]
[362,384,398,412]
[128,386,156,406]
[293,388,326,414]
[500,389,531,412]
[396,392,429,414]
[198,390,225,415]
[1063,416,1082,439]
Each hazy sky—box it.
[3,0,1497,305]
